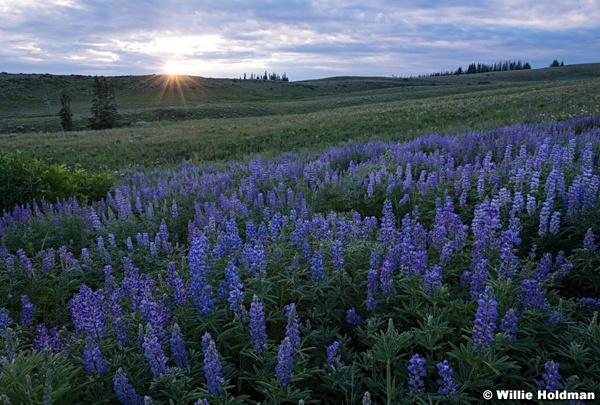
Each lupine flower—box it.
[423,264,442,297]
[500,309,519,341]
[538,360,561,391]
[583,228,596,252]
[285,303,301,351]
[250,295,268,353]
[275,337,294,386]
[42,248,55,273]
[326,341,341,369]
[310,250,325,281]
[549,211,561,235]
[4,254,15,273]
[379,257,394,295]
[20,295,34,328]
[69,284,106,339]
[83,338,108,376]
[201,333,225,396]
[346,308,362,326]
[577,297,600,310]
[408,354,427,396]
[167,262,188,306]
[0,308,13,333]
[142,325,170,379]
[471,286,498,353]
[469,258,488,301]
[331,239,344,272]
[113,368,144,405]
[17,248,34,279]
[170,323,190,371]
[437,360,458,398]
[366,266,379,311]
[517,279,549,310]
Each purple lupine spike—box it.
[346,308,362,326]
[380,257,394,295]
[331,239,344,272]
[310,250,325,281]
[366,265,379,312]
[83,338,108,376]
[326,341,341,369]
[69,284,106,339]
[170,323,190,371]
[225,260,246,318]
[469,258,488,301]
[167,262,188,306]
[201,333,225,396]
[140,296,171,346]
[583,228,596,252]
[4,254,15,273]
[423,264,442,297]
[20,295,34,328]
[250,295,268,353]
[284,303,301,351]
[538,361,561,391]
[0,308,13,333]
[42,248,55,273]
[471,286,498,353]
[113,368,144,405]
[275,337,294,386]
[17,248,34,279]
[436,360,458,398]
[408,354,427,396]
[500,308,519,342]
[142,324,170,379]
[548,211,561,235]
[517,279,549,310]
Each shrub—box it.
[0,151,113,212]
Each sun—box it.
[164,60,187,76]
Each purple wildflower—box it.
[201,333,225,396]
[113,368,144,405]
[471,286,498,353]
[538,361,561,391]
[20,295,34,328]
[423,264,442,297]
[332,239,344,272]
[437,360,458,398]
[275,337,294,386]
[326,341,341,369]
[170,323,190,371]
[0,308,13,333]
[69,284,106,339]
[83,338,108,376]
[408,354,427,396]
[308,248,325,281]
[285,303,301,351]
[17,248,34,279]
[517,279,549,311]
[142,325,170,379]
[500,309,519,342]
[346,308,362,326]
[549,210,561,234]
[380,257,394,295]
[583,228,596,252]
[250,295,268,353]
[167,262,188,306]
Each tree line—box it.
[242,71,289,81]
[425,60,532,77]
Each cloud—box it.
[1,0,599,79]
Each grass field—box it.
[1,63,599,171]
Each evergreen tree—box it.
[89,76,119,130]
[58,89,74,132]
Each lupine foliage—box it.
[1,117,600,403]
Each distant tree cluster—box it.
[550,59,565,67]
[243,71,289,82]
[88,76,119,130]
[425,60,532,77]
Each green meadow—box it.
[1,63,599,171]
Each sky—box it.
[1,0,599,81]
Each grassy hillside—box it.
[0,63,599,171]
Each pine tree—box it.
[58,89,74,131]
[89,76,119,130]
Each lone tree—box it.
[58,89,74,131]
[89,76,119,130]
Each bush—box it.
[0,151,113,212]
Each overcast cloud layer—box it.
[1,0,599,80]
